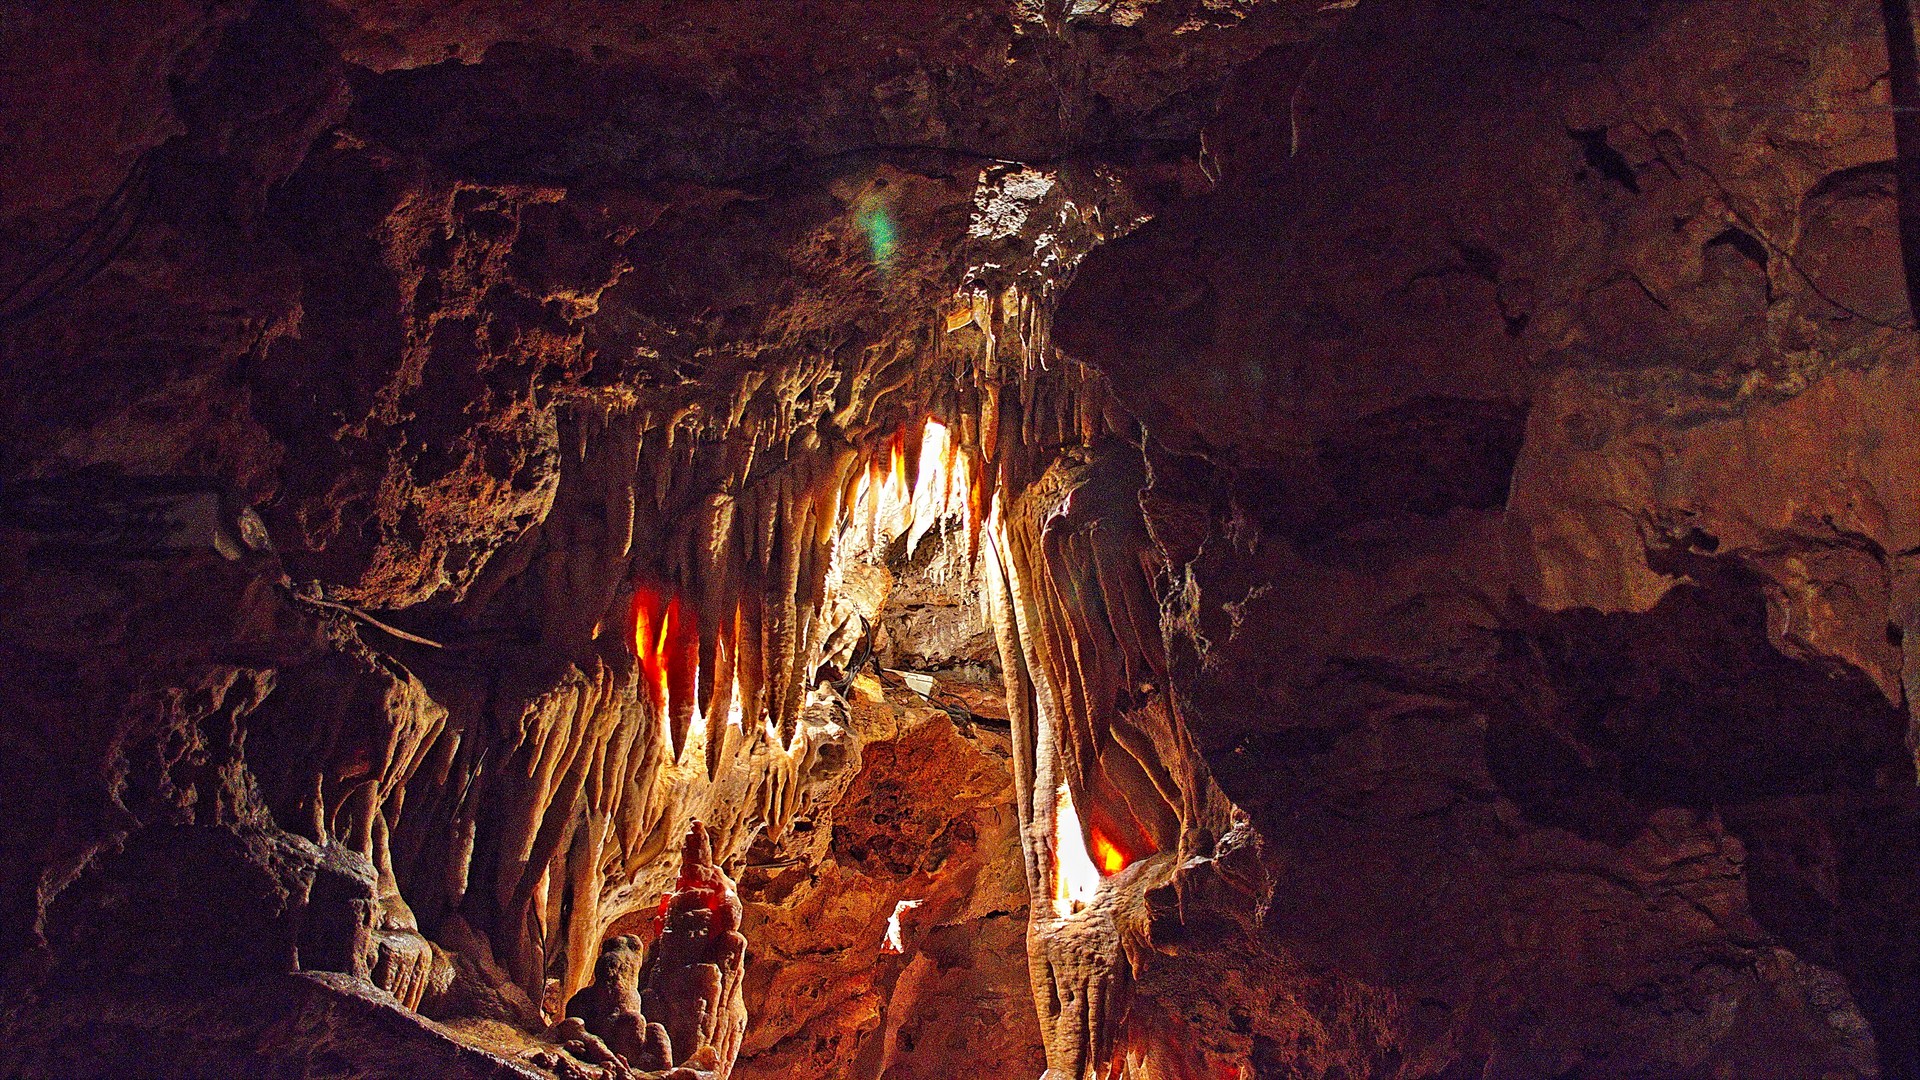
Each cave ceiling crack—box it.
[1615,112,1912,332]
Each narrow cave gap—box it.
[708,409,1173,1079]
[1883,0,1920,323]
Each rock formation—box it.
[566,936,668,1071]
[4,0,1920,1078]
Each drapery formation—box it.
[234,259,1235,1080]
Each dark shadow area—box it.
[1488,556,1920,1077]
[1231,395,1528,553]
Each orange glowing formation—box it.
[1089,824,1128,876]
[888,424,909,495]
[630,582,697,724]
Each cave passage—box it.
[725,411,1157,1078]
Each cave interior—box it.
[6,1,1920,1078]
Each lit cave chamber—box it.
[6,2,1920,1079]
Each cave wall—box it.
[1053,0,1920,1076]
[732,674,1043,1080]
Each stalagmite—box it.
[641,823,749,1072]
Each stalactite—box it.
[668,601,699,764]
[704,645,734,781]
[984,519,1043,891]
[791,505,823,739]
[695,492,736,742]
[902,417,925,499]
[767,470,807,746]
[736,585,768,748]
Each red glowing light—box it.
[1089,825,1129,876]
[631,583,697,726]
[888,424,908,494]
[631,584,672,711]
[652,823,735,938]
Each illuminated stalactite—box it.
[11,9,1911,1077]
[631,582,701,761]
[419,275,1201,1078]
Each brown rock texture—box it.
[733,676,1043,1080]
[1048,1,1920,1077]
